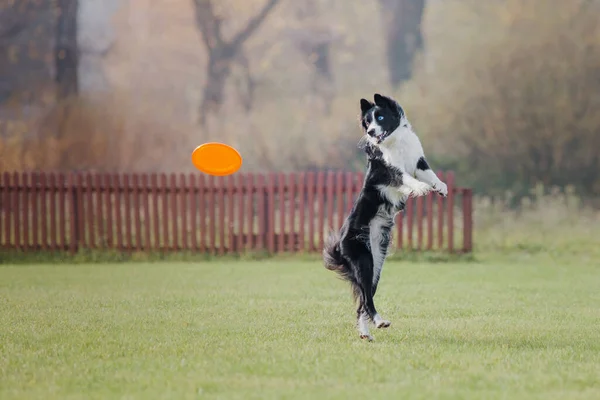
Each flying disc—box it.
[191,142,242,176]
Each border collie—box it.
[323,93,448,341]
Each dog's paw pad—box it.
[359,334,374,341]
[376,320,391,329]
[434,183,448,197]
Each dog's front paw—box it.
[376,320,391,329]
[409,181,432,197]
[434,182,448,197]
[374,314,391,329]
[399,181,431,198]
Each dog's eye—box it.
[377,116,384,121]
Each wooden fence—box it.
[0,171,472,254]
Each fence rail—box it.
[0,171,472,254]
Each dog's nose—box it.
[367,129,375,136]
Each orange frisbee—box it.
[191,142,242,176]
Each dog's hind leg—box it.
[370,224,392,329]
[354,254,391,333]
[371,280,390,329]
[349,255,378,340]
[356,303,373,341]
[350,278,373,341]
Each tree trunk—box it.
[378,0,425,87]
[0,0,55,106]
[200,49,234,123]
[193,0,280,125]
[55,0,79,99]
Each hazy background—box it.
[1,0,599,207]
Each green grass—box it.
[1,255,600,399]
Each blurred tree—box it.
[287,0,337,113]
[400,0,600,198]
[55,0,79,99]
[0,2,22,103]
[0,0,55,106]
[378,0,425,87]
[192,0,280,124]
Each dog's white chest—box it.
[378,185,404,207]
[381,129,424,176]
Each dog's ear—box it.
[373,93,397,109]
[360,98,374,114]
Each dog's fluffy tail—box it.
[323,230,361,303]
[323,230,352,280]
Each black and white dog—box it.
[323,93,448,341]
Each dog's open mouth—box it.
[376,132,389,144]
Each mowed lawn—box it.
[1,255,600,400]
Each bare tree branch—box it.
[192,0,281,123]
[55,0,79,98]
[193,0,223,50]
[377,0,426,87]
[229,0,280,50]
[0,8,24,39]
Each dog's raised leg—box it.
[415,157,448,197]
[398,174,432,198]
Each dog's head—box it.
[359,94,407,147]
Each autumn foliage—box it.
[400,0,600,197]
[1,0,600,198]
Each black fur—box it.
[416,156,430,171]
[323,152,405,327]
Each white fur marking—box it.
[377,185,404,207]
[358,312,371,339]
[374,313,391,329]
[369,208,388,288]
[415,169,448,196]
[366,110,383,139]
[398,175,433,198]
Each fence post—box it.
[287,173,297,252]
[0,174,3,247]
[316,171,325,252]
[446,171,455,253]
[436,170,445,250]
[406,198,413,250]
[1,173,10,249]
[32,172,39,250]
[217,176,225,255]
[244,174,254,251]
[462,188,473,253]
[266,173,276,254]
[277,173,286,253]
[425,193,433,250]
[86,173,95,249]
[69,173,79,255]
[171,174,180,252]
[416,195,423,250]
[306,172,315,252]
[297,172,305,253]
[22,173,29,250]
